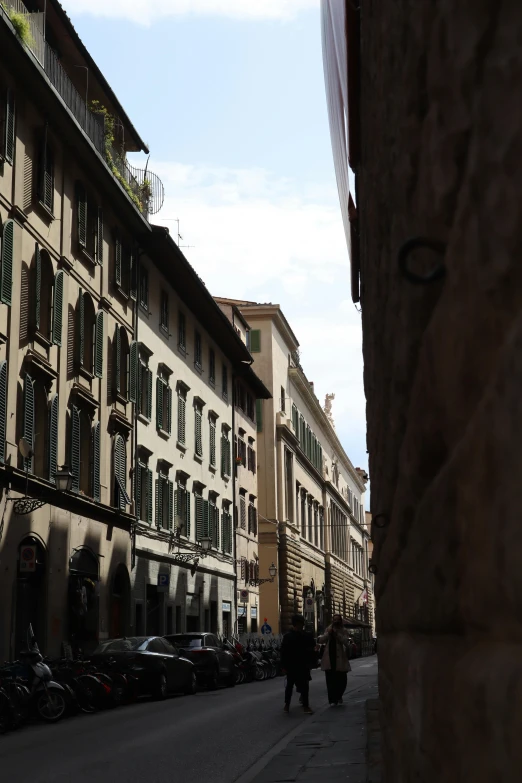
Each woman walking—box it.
[318,615,351,705]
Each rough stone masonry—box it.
[358,1,522,781]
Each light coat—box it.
[318,627,352,673]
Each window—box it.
[247,439,256,474]
[256,399,263,433]
[307,497,313,541]
[177,387,187,445]
[222,363,228,400]
[139,264,148,309]
[33,246,63,344]
[135,461,153,524]
[221,503,233,555]
[114,232,134,295]
[314,502,319,547]
[113,434,130,510]
[156,372,172,434]
[175,480,191,538]
[246,393,255,421]
[221,429,231,478]
[280,386,286,413]
[1,218,14,306]
[37,127,54,213]
[76,183,103,264]
[292,404,298,435]
[114,325,130,400]
[237,435,246,467]
[301,490,306,538]
[138,355,152,420]
[209,495,220,549]
[194,402,203,457]
[155,472,174,530]
[319,507,324,550]
[209,416,217,467]
[250,329,261,353]
[194,331,202,370]
[209,349,215,386]
[77,290,103,378]
[160,291,169,333]
[3,88,15,165]
[248,500,257,536]
[240,493,246,530]
[235,382,246,411]
[70,405,100,499]
[178,312,186,351]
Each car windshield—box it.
[93,637,149,654]
[169,636,203,648]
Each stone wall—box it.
[358,1,522,780]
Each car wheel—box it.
[153,672,168,701]
[206,667,219,690]
[227,668,236,688]
[184,671,197,696]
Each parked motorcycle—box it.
[9,627,67,723]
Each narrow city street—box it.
[0,658,377,783]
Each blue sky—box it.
[63,0,368,489]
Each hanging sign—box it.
[20,545,36,573]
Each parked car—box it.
[165,633,236,689]
[90,636,197,700]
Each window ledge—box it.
[137,413,150,425]
[178,345,187,358]
[34,330,52,350]
[176,441,187,453]
[139,302,149,315]
[36,201,55,222]
[158,427,170,440]
[209,463,217,473]
[79,246,96,266]
[222,393,229,402]
[116,285,130,301]
[209,379,215,389]
[222,473,231,483]
[194,453,203,464]
[115,391,129,406]
[78,365,94,383]
[194,362,203,375]
[160,325,169,338]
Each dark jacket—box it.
[280,630,315,673]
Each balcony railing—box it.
[2,0,45,65]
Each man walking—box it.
[280,614,315,714]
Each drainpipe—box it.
[131,251,139,572]
[232,371,238,636]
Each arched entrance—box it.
[68,548,99,656]
[109,564,130,638]
[15,536,47,656]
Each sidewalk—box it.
[240,658,381,783]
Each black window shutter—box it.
[166,387,172,434]
[147,468,153,524]
[195,495,204,541]
[156,378,163,430]
[115,235,122,288]
[34,243,41,332]
[96,208,104,265]
[94,311,104,378]
[0,360,7,464]
[52,270,64,346]
[71,405,81,492]
[22,373,34,471]
[114,325,121,394]
[0,219,14,306]
[129,341,138,403]
[92,421,101,502]
[129,247,137,300]
[78,288,84,367]
[76,183,87,248]
[48,393,59,483]
[146,368,152,420]
[168,481,174,530]
[155,477,162,527]
[4,89,15,165]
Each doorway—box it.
[15,537,47,657]
[68,548,100,656]
[186,615,199,632]
[146,585,161,635]
[110,565,130,638]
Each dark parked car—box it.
[165,633,236,689]
[91,636,197,700]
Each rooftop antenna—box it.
[160,219,195,251]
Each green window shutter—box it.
[22,373,34,471]
[213,506,219,549]
[115,235,122,288]
[129,250,137,301]
[76,183,87,248]
[96,208,103,265]
[4,89,15,164]
[155,477,162,528]
[135,463,142,518]
[178,395,186,444]
[195,495,204,541]
[166,387,172,434]
[48,393,59,483]
[114,325,121,394]
[226,438,231,476]
[185,489,191,538]
[256,399,263,433]
[195,408,202,456]
[52,270,64,346]
[94,311,104,378]
[71,405,81,492]
[221,512,225,553]
[203,499,210,538]
[92,421,101,502]
[210,420,216,466]
[1,219,14,306]
[250,329,261,352]
[146,369,152,420]
[129,341,138,403]
[147,468,153,524]
[78,289,84,367]
[0,360,6,464]
[34,243,41,331]
[221,435,226,475]
[168,481,174,530]
[156,378,163,430]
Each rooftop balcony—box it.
[1,0,163,219]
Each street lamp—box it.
[11,445,77,515]
[249,562,277,587]
[55,466,74,493]
[199,535,212,553]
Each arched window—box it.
[21,372,54,480]
[77,291,103,378]
[33,247,63,345]
[0,218,14,306]
[113,433,130,510]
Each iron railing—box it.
[2,0,45,65]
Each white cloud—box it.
[62,0,318,24]
[147,159,367,475]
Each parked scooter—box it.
[15,626,67,723]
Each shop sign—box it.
[20,545,36,572]
[222,601,231,613]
